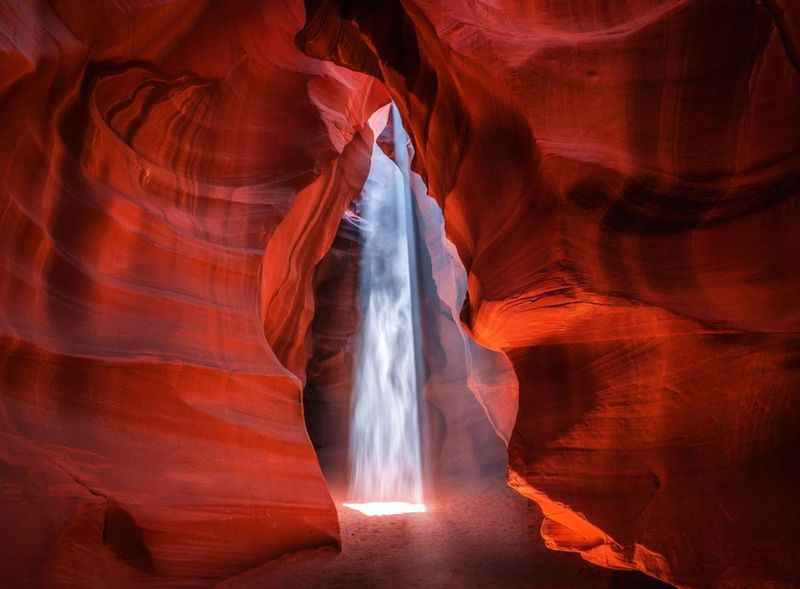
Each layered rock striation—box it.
[3,0,799,586]
[0,1,385,586]
[299,1,800,587]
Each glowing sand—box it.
[343,502,427,517]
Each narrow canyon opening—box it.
[295,101,674,589]
[303,102,510,509]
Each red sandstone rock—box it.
[4,0,800,586]
[299,1,800,587]
[0,1,385,586]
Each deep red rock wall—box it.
[0,1,385,586]
[299,1,800,587]
[4,0,800,586]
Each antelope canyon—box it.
[1,1,798,588]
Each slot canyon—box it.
[1,1,799,588]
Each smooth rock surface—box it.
[0,1,386,586]
[299,1,800,586]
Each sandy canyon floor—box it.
[229,477,670,589]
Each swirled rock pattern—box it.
[4,0,800,586]
[0,1,386,586]
[299,1,800,587]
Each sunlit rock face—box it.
[299,1,800,587]
[0,1,387,586]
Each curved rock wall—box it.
[299,1,800,587]
[3,0,799,586]
[304,211,363,492]
[0,1,385,586]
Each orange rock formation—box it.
[2,1,799,588]
[299,1,800,587]
[0,1,385,585]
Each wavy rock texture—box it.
[0,1,386,586]
[299,1,800,587]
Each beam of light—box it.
[342,502,427,517]
[347,103,425,510]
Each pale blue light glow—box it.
[347,104,424,510]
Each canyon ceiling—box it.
[1,1,799,588]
